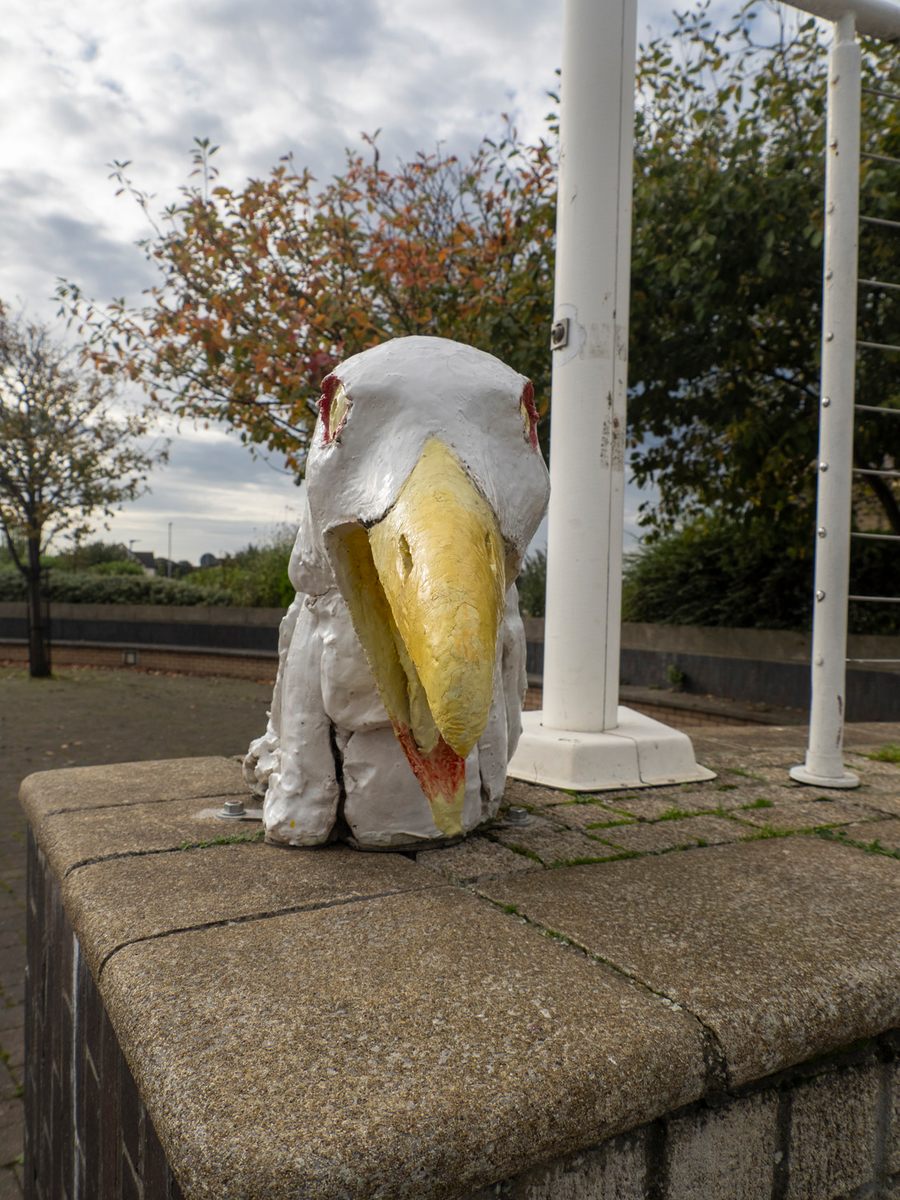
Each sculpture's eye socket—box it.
[519,381,539,452]
[320,376,351,444]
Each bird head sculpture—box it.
[246,336,550,849]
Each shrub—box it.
[517,550,546,618]
[622,520,900,634]
[0,568,231,606]
[190,529,295,608]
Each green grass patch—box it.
[504,844,544,864]
[868,744,900,763]
[740,824,794,840]
[818,828,900,859]
[742,798,774,809]
[716,784,739,792]
[179,828,266,850]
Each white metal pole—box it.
[791,12,861,788]
[541,0,636,733]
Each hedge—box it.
[0,569,232,607]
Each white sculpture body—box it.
[245,337,550,849]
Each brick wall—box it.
[24,832,183,1200]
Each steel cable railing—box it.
[791,23,900,787]
[847,87,900,664]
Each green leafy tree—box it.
[628,6,900,550]
[0,308,164,676]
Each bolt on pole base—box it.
[789,763,860,788]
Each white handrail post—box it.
[541,0,636,734]
[507,0,713,792]
[791,12,861,788]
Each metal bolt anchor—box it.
[217,798,247,820]
[507,806,529,827]
[550,318,570,350]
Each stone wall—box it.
[21,749,900,1200]
[5,603,900,717]
[25,832,183,1200]
[471,1039,900,1199]
[26,820,900,1199]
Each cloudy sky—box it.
[1,0,805,564]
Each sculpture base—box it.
[789,763,860,789]
[507,707,716,792]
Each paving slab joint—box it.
[94,882,443,979]
[61,829,270,881]
[36,789,251,821]
[473,887,732,1097]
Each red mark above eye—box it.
[520,381,539,452]
[321,372,340,444]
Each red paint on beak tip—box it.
[394,723,466,812]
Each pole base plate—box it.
[507,707,716,792]
[788,764,860,789]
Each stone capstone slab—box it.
[414,836,544,884]
[61,842,439,978]
[733,799,875,831]
[842,819,900,851]
[542,801,636,832]
[492,818,620,866]
[592,814,748,854]
[478,838,900,1087]
[19,757,248,823]
[100,887,709,1200]
[28,794,262,883]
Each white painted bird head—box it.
[305,336,550,837]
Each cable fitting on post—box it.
[816,590,826,601]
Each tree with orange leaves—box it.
[58,130,557,477]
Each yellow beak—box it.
[329,438,506,837]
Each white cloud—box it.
[2,0,826,564]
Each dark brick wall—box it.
[24,831,183,1200]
